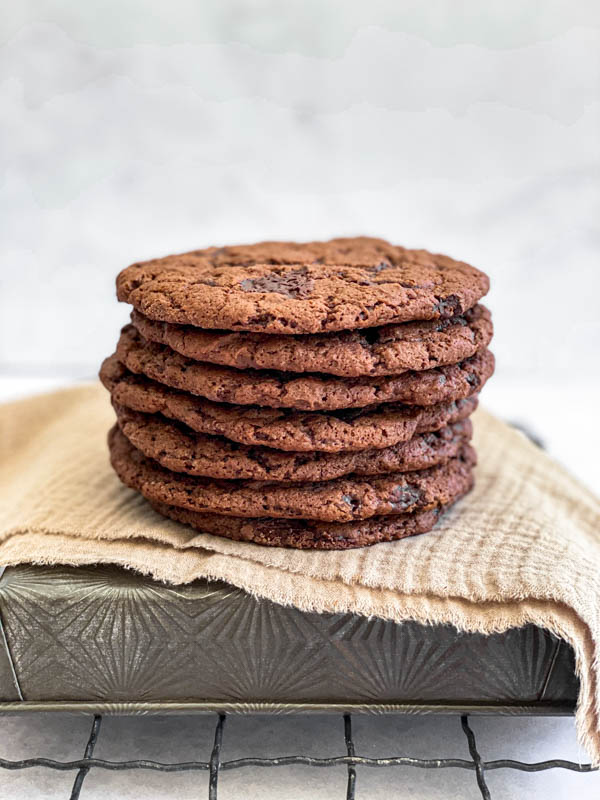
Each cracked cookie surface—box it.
[149,501,464,549]
[115,324,494,410]
[109,425,476,522]
[114,402,472,482]
[131,304,492,377]
[100,354,479,452]
[117,237,490,334]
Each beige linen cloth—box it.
[1,384,599,760]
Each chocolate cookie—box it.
[131,304,493,378]
[100,355,479,453]
[117,237,490,334]
[115,325,494,410]
[149,501,462,549]
[108,425,476,522]
[114,402,473,482]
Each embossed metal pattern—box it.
[0,564,578,709]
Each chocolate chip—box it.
[371,260,393,273]
[247,312,277,326]
[434,294,463,317]
[240,268,314,299]
[389,484,423,510]
[342,494,360,511]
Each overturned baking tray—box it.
[0,564,578,714]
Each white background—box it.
[1,3,600,797]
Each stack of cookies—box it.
[100,237,494,549]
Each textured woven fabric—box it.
[1,384,599,761]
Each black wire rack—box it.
[0,713,596,799]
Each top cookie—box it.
[117,237,490,334]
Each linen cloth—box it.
[1,384,599,761]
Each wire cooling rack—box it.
[0,713,596,800]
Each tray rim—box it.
[0,700,576,716]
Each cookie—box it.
[100,355,479,453]
[108,425,476,522]
[114,402,473,482]
[131,304,493,378]
[115,325,494,410]
[149,501,462,550]
[117,237,490,334]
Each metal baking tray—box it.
[0,564,578,714]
